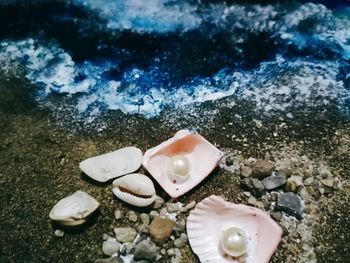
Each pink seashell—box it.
[187,195,283,263]
[142,130,224,198]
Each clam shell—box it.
[79,146,142,182]
[142,130,224,198]
[187,195,282,263]
[112,173,156,207]
[49,190,100,226]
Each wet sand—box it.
[0,76,349,263]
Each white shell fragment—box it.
[49,190,100,226]
[112,173,156,207]
[143,130,224,198]
[187,195,282,263]
[79,147,142,182]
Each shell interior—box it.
[187,195,283,263]
[142,130,224,198]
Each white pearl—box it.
[220,227,247,257]
[170,155,189,176]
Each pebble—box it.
[285,176,303,193]
[149,216,176,244]
[102,237,121,256]
[127,211,138,222]
[166,202,182,213]
[159,208,167,216]
[173,233,188,248]
[94,257,124,263]
[114,228,137,243]
[251,160,275,179]
[185,201,196,210]
[133,240,158,261]
[240,165,252,178]
[247,196,264,208]
[140,213,150,226]
[114,209,123,220]
[303,177,314,186]
[167,248,178,257]
[174,219,186,233]
[276,192,303,219]
[137,224,149,234]
[241,178,265,197]
[153,196,164,209]
[149,210,159,218]
[262,175,286,190]
[270,211,283,221]
[321,179,334,188]
[54,229,64,237]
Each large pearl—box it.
[220,227,247,257]
[168,155,190,183]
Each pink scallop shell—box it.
[142,130,224,198]
[187,195,283,263]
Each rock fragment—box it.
[133,240,158,261]
[114,228,137,243]
[262,175,286,190]
[285,175,303,192]
[149,216,176,244]
[140,213,150,226]
[127,211,138,222]
[114,209,123,220]
[94,256,124,263]
[276,192,303,219]
[173,233,188,248]
[54,229,64,237]
[102,237,121,256]
[251,160,275,179]
[153,196,164,209]
[240,165,252,178]
[241,178,265,197]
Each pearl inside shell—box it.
[167,155,190,183]
[220,227,248,257]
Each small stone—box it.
[321,179,334,188]
[241,178,265,197]
[137,224,149,234]
[247,196,264,208]
[114,228,137,243]
[225,156,235,166]
[127,211,138,222]
[166,203,181,213]
[303,177,314,186]
[262,175,286,190]
[276,192,303,219]
[174,219,186,233]
[134,240,158,261]
[140,213,150,225]
[270,211,283,221]
[185,201,196,210]
[174,233,188,248]
[103,234,109,241]
[153,196,164,209]
[167,248,177,257]
[94,256,124,263]
[114,209,123,220]
[54,229,64,237]
[240,165,252,178]
[251,160,275,179]
[298,187,311,202]
[319,187,325,195]
[149,216,176,244]
[285,176,303,193]
[255,120,263,129]
[149,210,159,218]
[243,191,251,197]
[159,208,167,216]
[102,237,121,256]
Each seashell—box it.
[49,190,100,226]
[187,195,282,263]
[79,146,142,182]
[142,130,224,198]
[112,173,156,207]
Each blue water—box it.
[0,1,349,118]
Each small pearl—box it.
[220,227,247,257]
[170,155,189,176]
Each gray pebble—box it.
[54,229,64,237]
[114,228,137,243]
[127,211,138,222]
[102,237,121,256]
[185,201,196,210]
[262,175,286,190]
[153,196,164,209]
[114,209,123,220]
[103,233,109,241]
[134,240,158,261]
[276,192,303,219]
[94,256,124,263]
[174,233,188,248]
[166,203,181,213]
[270,211,283,221]
[159,208,167,216]
[149,210,159,218]
[241,178,265,197]
[140,213,150,226]
[303,176,314,186]
[137,224,149,234]
[240,165,252,178]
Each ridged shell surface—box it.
[187,195,282,263]
[112,173,156,207]
[49,190,100,226]
[79,146,142,182]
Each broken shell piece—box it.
[187,195,282,263]
[112,173,156,207]
[142,130,224,198]
[49,190,100,226]
[79,147,142,182]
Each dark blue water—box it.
[0,0,349,118]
